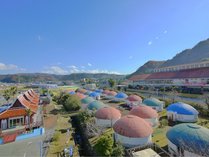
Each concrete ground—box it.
[0,135,44,157]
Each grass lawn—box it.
[47,103,79,157]
[197,116,209,129]
[152,126,169,148]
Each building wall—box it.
[168,140,203,157]
[167,112,198,122]
[95,118,119,128]
[114,133,152,148]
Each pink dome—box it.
[127,95,142,102]
[113,115,153,138]
[107,91,117,96]
[103,90,110,94]
[76,93,86,99]
[95,107,121,120]
[129,105,158,119]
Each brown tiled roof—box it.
[24,91,39,105]
[113,115,153,138]
[0,108,27,119]
[17,95,38,113]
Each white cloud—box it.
[88,63,92,66]
[148,41,152,45]
[86,69,121,75]
[81,66,85,69]
[0,63,18,70]
[163,30,168,34]
[43,66,68,75]
[129,56,133,59]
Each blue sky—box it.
[0,0,209,75]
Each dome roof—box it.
[107,91,117,96]
[103,90,110,94]
[84,91,91,95]
[69,91,76,95]
[76,93,86,99]
[81,97,94,104]
[127,95,142,102]
[115,92,128,99]
[143,98,164,107]
[95,107,121,120]
[89,92,100,97]
[129,105,158,119]
[87,101,106,110]
[76,88,87,94]
[167,123,209,154]
[167,102,198,115]
[113,115,153,138]
[95,89,103,93]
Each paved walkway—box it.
[0,135,44,157]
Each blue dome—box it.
[69,91,76,95]
[95,89,103,93]
[89,92,100,97]
[167,123,209,154]
[87,101,105,110]
[81,97,94,104]
[115,92,128,99]
[167,102,198,115]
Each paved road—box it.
[0,136,44,157]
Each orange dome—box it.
[113,115,153,138]
[129,105,158,119]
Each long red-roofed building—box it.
[0,89,39,131]
[129,67,209,87]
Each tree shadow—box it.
[49,109,60,115]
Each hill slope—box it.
[160,38,209,67]
[0,73,125,83]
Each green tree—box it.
[3,89,11,102]
[108,79,115,88]
[112,142,125,157]
[78,111,93,124]
[10,86,17,98]
[94,135,114,156]
[63,95,81,111]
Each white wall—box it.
[145,118,158,127]
[167,112,198,122]
[96,118,119,128]
[114,132,152,148]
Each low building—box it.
[95,107,121,128]
[0,90,39,131]
[106,91,117,99]
[143,98,164,112]
[126,95,142,107]
[113,115,153,148]
[80,97,95,110]
[166,123,209,157]
[129,105,158,127]
[166,102,199,122]
[87,101,106,111]
[89,92,101,100]
[114,92,128,102]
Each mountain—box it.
[160,38,209,67]
[130,38,209,77]
[0,73,125,83]
[128,60,165,78]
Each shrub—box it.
[63,95,81,111]
[52,131,61,142]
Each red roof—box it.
[18,95,38,113]
[24,92,39,105]
[129,74,151,81]
[95,107,121,120]
[127,95,142,102]
[0,108,27,119]
[113,115,153,138]
[151,67,209,80]
[129,105,158,119]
